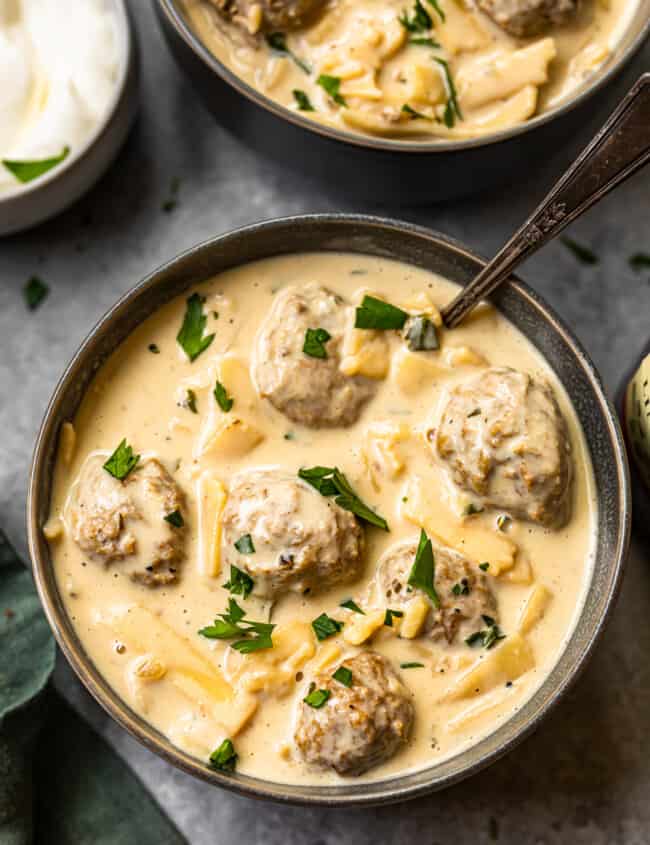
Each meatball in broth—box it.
[435,367,573,527]
[253,283,376,428]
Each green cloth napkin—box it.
[0,530,188,845]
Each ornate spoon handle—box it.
[442,73,650,329]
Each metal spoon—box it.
[442,73,650,329]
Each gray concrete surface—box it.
[2,3,650,843]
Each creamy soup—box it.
[181,0,638,141]
[46,252,596,785]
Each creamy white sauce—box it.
[0,0,123,192]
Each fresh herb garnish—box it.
[401,103,431,121]
[304,687,331,708]
[435,58,462,128]
[177,293,215,362]
[234,534,255,555]
[400,661,424,669]
[298,466,389,530]
[266,32,311,73]
[223,564,254,599]
[399,0,432,32]
[405,315,439,350]
[463,502,484,516]
[312,613,343,641]
[479,562,490,572]
[560,237,599,265]
[164,509,184,528]
[198,598,274,653]
[355,295,408,330]
[214,380,234,412]
[340,598,365,614]
[332,666,353,687]
[293,89,315,111]
[103,439,140,480]
[496,515,510,532]
[183,389,198,414]
[23,276,49,311]
[384,608,404,626]
[209,738,238,772]
[3,146,70,183]
[409,35,440,46]
[451,578,470,596]
[629,253,650,272]
[317,74,347,106]
[426,0,445,21]
[465,615,505,650]
[148,343,160,354]
[408,529,440,608]
[303,327,331,359]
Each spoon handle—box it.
[442,73,650,329]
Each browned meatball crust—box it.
[434,367,573,527]
[294,652,413,775]
[221,469,364,599]
[373,537,497,644]
[253,284,377,428]
[208,0,326,33]
[476,0,578,38]
[67,456,186,586]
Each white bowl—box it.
[0,0,139,236]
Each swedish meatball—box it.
[253,284,376,428]
[221,468,364,599]
[371,537,497,644]
[476,0,578,38]
[435,367,572,527]
[209,0,325,33]
[67,455,186,586]
[294,652,413,775]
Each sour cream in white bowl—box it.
[0,0,138,235]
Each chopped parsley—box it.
[402,103,431,121]
[332,666,353,687]
[479,562,490,572]
[103,439,140,480]
[303,327,331,359]
[208,738,237,772]
[340,598,365,614]
[148,343,160,354]
[234,534,255,555]
[214,380,234,412]
[164,509,184,528]
[560,237,599,265]
[293,89,315,111]
[399,0,432,32]
[183,389,198,414]
[304,687,331,708]
[409,35,440,47]
[400,661,424,669]
[384,608,404,627]
[407,529,440,608]
[629,252,650,272]
[298,466,389,530]
[405,315,439,350]
[3,146,70,183]
[198,598,274,653]
[426,0,446,21]
[465,615,505,650]
[23,276,49,311]
[312,613,343,641]
[223,564,254,599]
[354,295,408,330]
[451,578,469,596]
[317,74,347,106]
[266,32,311,73]
[177,293,215,362]
[435,58,462,128]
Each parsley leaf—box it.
[164,509,184,528]
[399,0,432,32]
[214,380,234,412]
[409,35,440,46]
[426,0,445,21]
[182,389,198,414]
[199,598,274,653]
[384,608,404,626]
[465,615,505,650]
[298,466,389,530]
[266,32,311,73]
[340,598,365,614]
[405,315,439,350]
[3,146,70,183]
[177,293,215,362]
[408,529,440,608]
[312,613,343,641]
[24,276,49,311]
[103,439,140,480]
[402,103,431,121]
[209,738,237,772]
[303,327,331,359]
[355,295,408,330]
[332,666,353,687]
[479,562,490,571]
[223,564,254,599]
[234,534,255,554]
[304,688,331,708]
[317,74,347,106]
[400,662,424,669]
[560,237,599,265]
[293,89,315,111]
[435,58,462,128]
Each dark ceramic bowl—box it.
[28,215,630,806]
[153,0,650,203]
